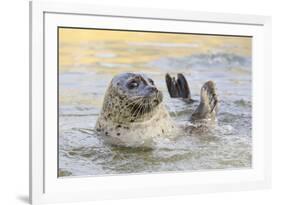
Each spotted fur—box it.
[95,73,176,147]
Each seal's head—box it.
[100,73,163,123]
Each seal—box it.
[95,72,218,147]
[165,73,218,121]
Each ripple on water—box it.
[59,49,252,176]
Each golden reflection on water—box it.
[59,28,251,72]
[58,28,252,176]
[59,28,251,107]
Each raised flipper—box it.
[165,73,192,101]
[191,81,218,121]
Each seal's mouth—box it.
[129,100,154,117]
[153,99,159,106]
[126,88,163,119]
[128,97,161,118]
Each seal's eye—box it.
[148,78,154,85]
[127,80,139,89]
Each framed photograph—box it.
[29,1,271,204]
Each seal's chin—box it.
[150,90,163,106]
[152,99,160,107]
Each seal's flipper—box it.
[191,81,218,121]
[165,73,191,99]
[165,73,178,97]
[177,74,191,99]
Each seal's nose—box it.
[148,86,158,92]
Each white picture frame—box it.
[29,0,272,204]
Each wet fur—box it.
[95,73,176,147]
[96,73,218,148]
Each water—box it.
[58,29,252,177]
